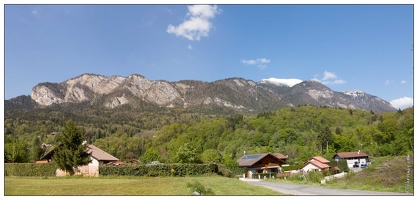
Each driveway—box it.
[246,180,413,196]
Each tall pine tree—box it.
[54,120,90,175]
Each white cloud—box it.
[323,71,337,80]
[390,97,413,110]
[242,59,257,65]
[401,80,407,84]
[257,58,270,63]
[241,58,271,69]
[311,71,345,85]
[188,44,192,49]
[187,5,219,18]
[167,5,221,41]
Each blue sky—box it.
[3,4,414,109]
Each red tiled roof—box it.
[334,152,368,158]
[274,153,288,159]
[309,160,330,169]
[311,156,330,164]
[300,160,330,170]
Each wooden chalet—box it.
[237,153,287,178]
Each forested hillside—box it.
[137,106,413,165]
[4,105,413,165]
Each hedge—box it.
[5,163,58,177]
[99,163,218,177]
[251,172,277,179]
[281,165,301,171]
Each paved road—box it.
[247,181,413,196]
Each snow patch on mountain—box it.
[259,78,303,87]
[344,90,365,97]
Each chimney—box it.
[358,150,360,154]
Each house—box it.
[299,156,330,173]
[333,151,369,168]
[237,153,287,178]
[39,144,119,176]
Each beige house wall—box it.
[55,157,101,177]
[301,163,321,173]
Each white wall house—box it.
[299,156,330,173]
[333,151,369,168]
[40,144,120,177]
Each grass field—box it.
[324,155,414,193]
[268,155,414,193]
[5,175,283,196]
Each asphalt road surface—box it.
[247,181,413,196]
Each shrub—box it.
[305,171,324,183]
[186,181,215,195]
[216,164,235,178]
[329,159,349,172]
[288,174,305,181]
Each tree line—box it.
[4,105,413,168]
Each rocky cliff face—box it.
[29,73,397,112]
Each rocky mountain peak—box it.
[26,73,397,112]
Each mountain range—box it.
[5,73,397,113]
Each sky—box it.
[3,4,415,109]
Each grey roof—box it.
[87,144,119,161]
[39,144,119,161]
[237,153,286,167]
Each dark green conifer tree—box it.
[54,120,90,175]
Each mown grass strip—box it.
[5,175,283,196]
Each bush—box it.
[186,181,215,195]
[289,174,304,181]
[305,171,325,183]
[227,166,246,175]
[329,160,349,172]
[288,171,324,183]
[216,164,235,178]
[5,163,58,177]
